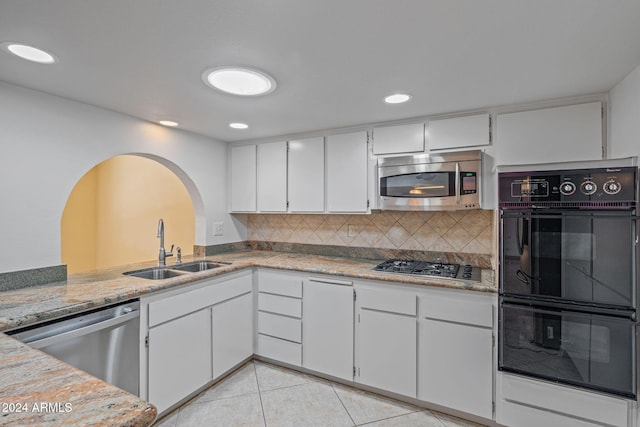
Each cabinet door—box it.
[372,122,424,155]
[496,102,602,166]
[257,141,287,212]
[428,114,490,150]
[357,309,416,397]
[212,292,254,379]
[303,279,354,381]
[419,319,493,419]
[148,309,212,413]
[230,145,257,212]
[288,137,325,212]
[326,131,368,213]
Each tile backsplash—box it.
[247,210,495,257]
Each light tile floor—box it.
[154,361,487,427]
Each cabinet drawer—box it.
[258,311,302,343]
[149,272,252,327]
[258,270,302,298]
[257,334,302,366]
[358,287,416,316]
[420,294,492,328]
[259,293,302,318]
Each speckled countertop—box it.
[0,250,495,426]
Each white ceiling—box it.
[2,0,640,143]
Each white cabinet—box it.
[418,289,494,419]
[143,270,253,414]
[326,131,368,213]
[496,101,603,166]
[428,114,490,150]
[355,285,417,398]
[212,292,253,378]
[257,141,287,212]
[148,308,212,413]
[303,277,354,381]
[230,144,257,212]
[372,122,425,155]
[288,137,325,212]
[256,269,303,366]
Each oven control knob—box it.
[603,180,622,195]
[560,182,576,195]
[581,181,597,195]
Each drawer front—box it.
[257,334,302,366]
[259,293,302,318]
[258,311,302,343]
[149,272,252,327]
[420,294,493,328]
[258,269,302,298]
[357,286,416,316]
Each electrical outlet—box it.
[213,222,224,236]
[348,224,357,237]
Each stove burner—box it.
[373,259,466,279]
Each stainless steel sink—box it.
[123,267,186,280]
[171,261,227,272]
[123,261,230,280]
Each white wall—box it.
[609,64,640,159]
[0,82,245,273]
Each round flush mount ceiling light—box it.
[229,122,249,130]
[203,66,276,96]
[158,120,179,127]
[384,93,413,104]
[2,42,56,64]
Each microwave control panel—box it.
[498,166,637,205]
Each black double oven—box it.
[498,163,639,399]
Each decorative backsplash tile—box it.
[247,210,495,257]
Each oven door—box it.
[499,297,636,398]
[500,210,636,309]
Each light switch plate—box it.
[213,222,224,236]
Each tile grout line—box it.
[253,362,269,427]
[329,383,357,426]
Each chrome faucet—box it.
[157,218,174,266]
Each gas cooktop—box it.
[372,259,480,281]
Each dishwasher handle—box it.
[26,309,139,350]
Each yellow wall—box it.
[62,155,195,273]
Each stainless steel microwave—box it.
[378,150,482,211]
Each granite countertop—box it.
[0,250,495,426]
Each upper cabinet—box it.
[428,114,491,150]
[257,141,287,212]
[288,137,325,212]
[496,101,603,166]
[372,122,425,155]
[326,131,368,213]
[230,145,256,212]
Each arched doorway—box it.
[61,155,197,273]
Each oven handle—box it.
[455,162,461,204]
[501,297,637,320]
[24,310,139,349]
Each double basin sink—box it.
[123,261,229,280]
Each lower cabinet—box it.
[212,292,253,378]
[302,277,354,381]
[418,290,494,420]
[355,284,417,398]
[148,308,212,413]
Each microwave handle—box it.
[455,162,461,204]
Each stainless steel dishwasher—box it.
[9,300,140,396]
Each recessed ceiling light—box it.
[2,42,55,64]
[384,93,413,104]
[158,120,179,127]
[203,67,276,96]
[229,122,249,130]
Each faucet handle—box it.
[166,244,174,257]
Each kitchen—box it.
[1,1,640,426]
